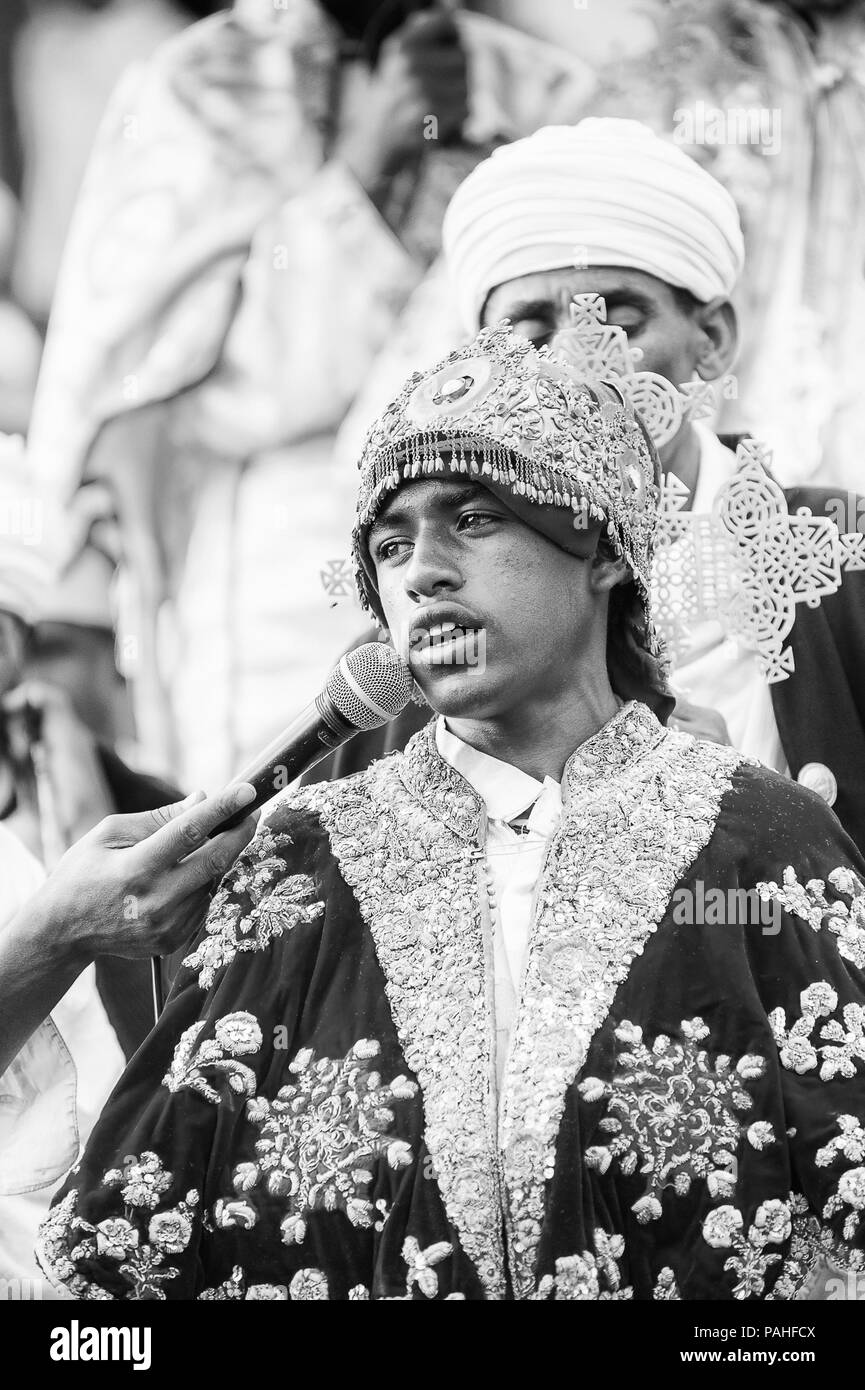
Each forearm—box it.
[0,897,92,1074]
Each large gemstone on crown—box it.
[405,356,497,425]
[617,447,647,507]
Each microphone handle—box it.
[206,694,354,839]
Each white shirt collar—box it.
[435,716,559,825]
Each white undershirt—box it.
[664,424,789,774]
[435,719,562,1090]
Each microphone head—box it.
[325,642,413,732]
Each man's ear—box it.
[590,548,631,594]
[693,297,738,382]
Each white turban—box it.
[443,119,745,332]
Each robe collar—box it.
[396,700,666,840]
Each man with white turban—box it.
[312,119,865,861]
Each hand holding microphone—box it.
[0,783,260,1074]
[151,643,411,1016]
[208,642,414,836]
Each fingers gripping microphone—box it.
[209,643,414,835]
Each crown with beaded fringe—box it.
[353,314,663,648]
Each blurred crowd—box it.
[0,0,864,842]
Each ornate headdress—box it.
[353,315,662,644]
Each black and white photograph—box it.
[0,0,864,1360]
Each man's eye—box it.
[376,538,411,563]
[609,312,646,335]
[457,511,496,530]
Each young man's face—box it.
[368,477,611,722]
[483,266,709,388]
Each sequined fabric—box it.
[35,702,865,1299]
[294,701,742,1295]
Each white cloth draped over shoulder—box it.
[0,824,123,1295]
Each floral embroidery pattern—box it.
[500,710,742,1296]
[767,1194,865,1298]
[37,1154,198,1301]
[824,1169,865,1243]
[289,1268,329,1300]
[653,1267,681,1300]
[163,1011,262,1105]
[758,866,865,969]
[232,1039,418,1245]
[297,704,740,1300]
[579,1017,766,1221]
[532,1231,633,1301]
[183,825,323,989]
[816,1114,865,1243]
[769,982,865,1080]
[382,1238,465,1300]
[403,1238,452,1298]
[292,731,506,1298]
[702,1198,791,1299]
[816,1116,865,1169]
[766,1195,821,1301]
[197,1266,328,1300]
[196,1247,459,1302]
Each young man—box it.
[38,322,865,1300]
[313,120,865,858]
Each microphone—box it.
[207,642,414,836]
[151,644,413,1021]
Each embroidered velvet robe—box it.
[38,703,865,1300]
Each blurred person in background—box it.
[4,0,227,333]
[0,1,223,431]
[559,0,865,492]
[340,0,865,494]
[0,435,182,1059]
[0,174,42,437]
[25,0,475,789]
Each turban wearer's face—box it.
[483,266,719,391]
[442,120,745,333]
[368,476,623,725]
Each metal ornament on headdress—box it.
[655,439,865,682]
[353,315,662,648]
[549,295,715,450]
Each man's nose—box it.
[403,529,462,599]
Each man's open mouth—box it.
[410,622,487,669]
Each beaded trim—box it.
[292,742,507,1298]
[498,706,741,1295]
